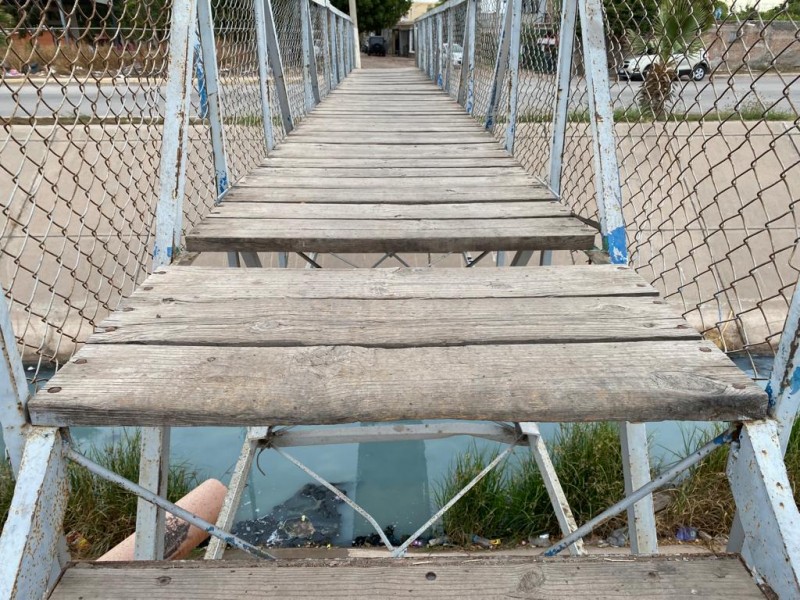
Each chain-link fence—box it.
[416,0,800,381]
[0,0,354,388]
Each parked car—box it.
[442,42,463,66]
[367,36,386,56]
[618,50,710,81]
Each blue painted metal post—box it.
[320,3,333,92]
[253,0,276,151]
[444,9,453,93]
[577,0,656,554]
[427,18,434,80]
[197,0,230,200]
[485,0,512,130]
[504,0,522,154]
[145,0,198,562]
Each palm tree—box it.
[628,0,713,118]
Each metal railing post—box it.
[336,16,345,82]
[548,0,577,195]
[435,13,443,87]
[577,0,654,555]
[0,290,29,475]
[145,0,199,562]
[328,5,339,87]
[504,0,523,153]
[264,0,294,133]
[457,0,476,111]
[300,0,317,111]
[444,9,453,93]
[320,4,332,91]
[197,0,230,199]
[253,0,275,151]
[485,0,512,129]
[348,0,361,69]
[427,18,434,79]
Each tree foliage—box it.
[331,0,413,33]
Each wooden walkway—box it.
[33,67,768,598]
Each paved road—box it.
[1,73,797,119]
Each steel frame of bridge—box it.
[1,0,799,597]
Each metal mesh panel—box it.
[0,0,351,383]
[471,0,505,121]
[212,0,268,181]
[559,0,800,377]
[0,0,172,375]
[311,1,330,98]
[273,0,305,119]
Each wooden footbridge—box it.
[1,0,800,597]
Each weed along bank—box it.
[1,0,800,598]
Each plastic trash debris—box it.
[528,533,550,548]
[427,535,450,547]
[471,534,492,549]
[675,526,698,542]
[606,527,628,547]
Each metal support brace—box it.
[620,422,658,554]
[264,0,293,133]
[205,433,261,559]
[253,0,275,151]
[519,423,585,556]
[0,428,68,600]
[504,0,523,153]
[328,6,339,87]
[578,0,627,264]
[435,14,443,87]
[144,0,197,560]
[426,19,434,80]
[336,17,345,83]
[548,0,577,195]
[457,0,476,111]
[300,0,317,112]
[727,420,800,598]
[197,0,230,200]
[444,10,454,93]
[730,274,800,554]
[321,6,332,89]
[0,289,29,474]
[485,1,512,130]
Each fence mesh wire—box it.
[418,0,800,379]
[0,0,351,386]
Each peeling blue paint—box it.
[194,43,209,119]
[790,367,800,395]
[604,225,627,264]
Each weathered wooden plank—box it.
[220,186,554,203]
[250,167,529,179]
[295,123,484,132]
[185,217,596,253]
[110,265,661,299]
[29,340,767,426]
[93,295,698,347]
[50,557,765,600]
[259,158,519,168]
[237,175,540,188]
[269,145,510,158]
[282,134,493,145]
[208,202,570,220]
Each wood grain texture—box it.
[50,557,765,599]
[269,145,511,158]
[117,265,661,300]
[185,217,597,253]
[205,202,572,220]
[29,340,766,426]
[249,167,531,178]
[221,186,554,203]
[259,158,520,168]
[92,296,698,347]
[236,174,540,188]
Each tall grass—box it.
[437,421,800,545]
[1,430,197,559]
[436,423,626,544]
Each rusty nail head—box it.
[48,387,62,393]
